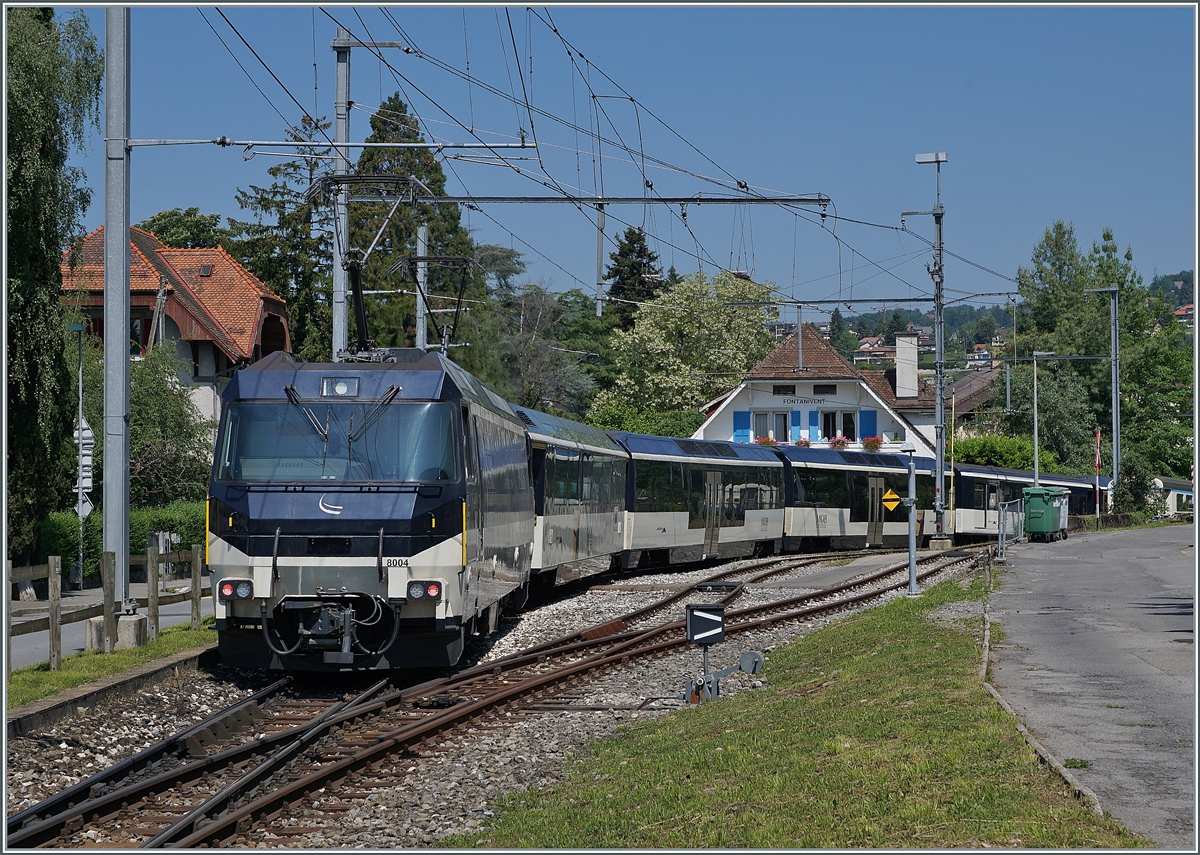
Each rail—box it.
[4,546,207,681]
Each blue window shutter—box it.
[859,409,877,440]
[733,411,751,443]
[790,410,801,443]
[808,410,819,440]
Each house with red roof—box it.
[692,327,937,455]
[1173,303,1193,330]
[60,225,291,420]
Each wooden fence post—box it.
[49,556,62,671]
[5,559,11,683]
[191,545,202,631]
[147,545,159,643]
[102,551,116,654]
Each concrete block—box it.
[85,614,148,651]
[116,614,147,649]
[84,616,107,652]
[929,537,954,551]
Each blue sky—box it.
[62,4,1195,320]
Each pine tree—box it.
[604,226,662,331]
[347,95,480,353]
[225,116,333,361]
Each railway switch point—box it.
[685,650,765,704]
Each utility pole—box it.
[332,28,351,361]
[103,6,131,605]
[416,222,429,351]
[595,203,606,317]
[906,152,948,541]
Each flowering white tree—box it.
[588,271,777,427]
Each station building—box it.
[692,326,938,456]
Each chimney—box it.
[895,333,918,398]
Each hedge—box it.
[34,501,206,580]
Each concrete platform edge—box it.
[980,604,1104,816]
[6,645,219,739]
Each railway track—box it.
[8,547,984,848]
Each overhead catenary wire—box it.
[325,9,1008,311]
[198,10,295,132]
[213,8,335,148]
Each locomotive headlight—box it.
[320,377,360,397]
[219,578,254,600]
[406,580,443,601]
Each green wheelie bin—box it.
[1023,487,1066,542]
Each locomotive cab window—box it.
[217,400,459,482]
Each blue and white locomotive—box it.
[208,349,532,670]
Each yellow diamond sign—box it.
[882,489,901,512]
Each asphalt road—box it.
[7,585,214,673]
[988,524,1195,850]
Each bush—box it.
[35,500,206,579]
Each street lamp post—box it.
[1032,351,1055,487]
[901,441,918,595]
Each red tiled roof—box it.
[60,225,286,361]
[746,324,860,379]
[159,246,282,359]
[858,368,936,410]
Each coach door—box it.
[703,470,722,555]
[984,480,1001,532]
[867,475,886,547]
[463,411,484,605]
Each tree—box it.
[1148,269,1193,308]
[1120,317,1193,480]
[347,95,480,357]
[1016,220,1087,339]
[974,313,997,346]
[555,287,620,394]
[225,116,333,361]
[604,226,662,331]
[58,309,214,510]
[475,243,527,297]
[490,283,595,415]
[831,329,861,362]
[588,270,777,421]
[829,306,848,340]
[127,346,215,506]
[6,8,103,561]
[135,207,231,248]
[979,364,1097,473]
[953,435,1057,472]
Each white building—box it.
[693,327,937,456]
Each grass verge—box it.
[444,575,1146,848]
[6,617,217,710]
